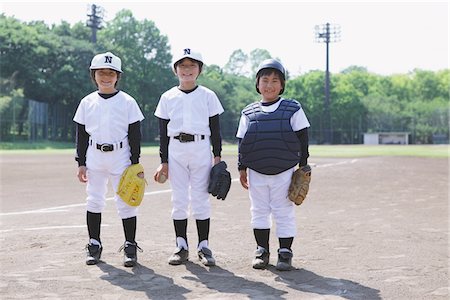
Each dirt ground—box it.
[0,152,448,300]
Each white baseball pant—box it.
[248,168,297,238]
[85,141,137,219]
[169,137,212,220]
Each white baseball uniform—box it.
[154,85,224,220]
[236,99,310,238]
[73,91,145,219]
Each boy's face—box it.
[257,72,283,102]
[94,68,118,93]
[174,58,200,85]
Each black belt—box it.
[174,133,205,143]
[96,142,123,152]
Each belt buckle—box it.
[100,143,113,152]
[178,133,188,143]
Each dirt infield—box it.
[0,153,448,299]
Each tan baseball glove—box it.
[117,164,147,207]
[288,164,311,206]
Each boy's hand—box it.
[154,163,168,184]
[77,166,88,183]
[239,169,248,190]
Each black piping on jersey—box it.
[98,90,120,98]
[178,85,199,94]
[261,97,281,106]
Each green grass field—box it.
[0,142,448,158]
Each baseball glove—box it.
[288,164,311,206]
[208,161,232,200]
[117,163,147,207]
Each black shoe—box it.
[252,247,269,269]
[168,247,189,265]
[198,247,216,266]
[85,243,102,265]
[119,241,142,267]
[276,248,293,271]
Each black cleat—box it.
[276,248,293,271]
[252,247,270,269]
[85,243,102,265]
[119,241,142,267]
[168,247,189,265]
[198,247,216,266]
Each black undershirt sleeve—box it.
[237,138,247,171]
[75,123,89,167]
[209,114,222,157]
[158,118,169,163]
[296,127,310,166]
[128,121,142,164]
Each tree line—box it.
[1,10,448,144]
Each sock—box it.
[87,211,101,243]
[279,237,293,251]
[198,240,208,250]
[89,238,101,247]
[196,218,210,245]
[122,216,137,243]
[174,219,188,248]
[176,237,188,250]
[253,228,270,251]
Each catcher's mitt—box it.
[117,164,147,207]
[208,161,232,200]
[288,164,311,206]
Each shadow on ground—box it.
[185,262,287,299]
[268,267,381,300]
[97,262,190,299]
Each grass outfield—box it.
[0,142,448,158]
[219,144,449,158]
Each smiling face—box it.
[257,70,284,102]
[93,68,119,93]
[174,58,201,90]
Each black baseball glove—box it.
[208,161,232,200]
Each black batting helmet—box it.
[255,59,286,94]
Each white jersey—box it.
[236,99,310,139]
[154,85,224,137]
[73,91,145,144]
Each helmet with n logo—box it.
[90,51,122,73]
[172,48,203,69]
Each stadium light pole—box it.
[86,4,105,43]
[314,23,341,144]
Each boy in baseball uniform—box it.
[74,51,145,267]
[154,48,224,266]
[236,59,310,271]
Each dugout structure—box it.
[363,132,409,145]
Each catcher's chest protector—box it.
[240,99,301,175]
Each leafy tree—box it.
[1,13,448,144]
[285,70,326,143]
[249,48,272,76]
[0,77,25,141]
[224,49,249,76]
[96,9,175,141]
[199,65,255,140]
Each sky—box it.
[1,0,449,76]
